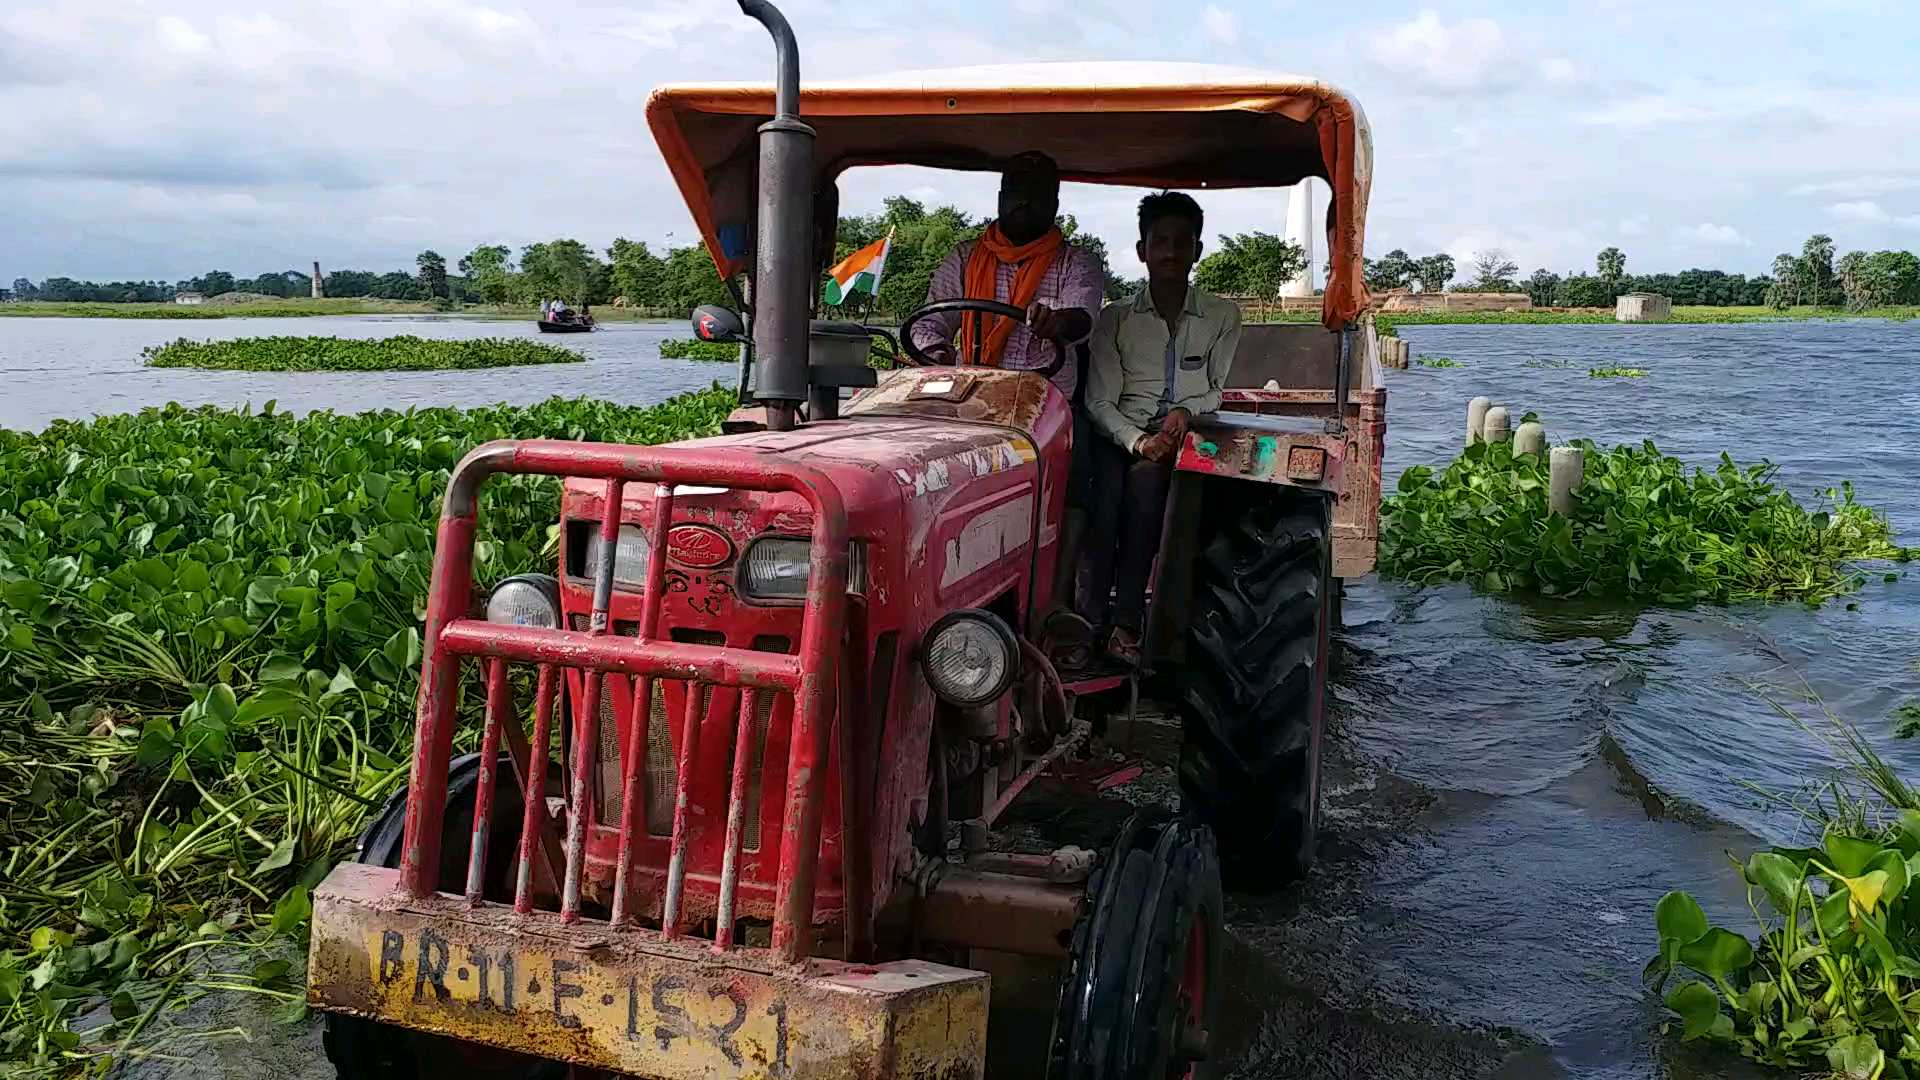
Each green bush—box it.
[142,335,583,372]
[1380,438,1911,605]
[658,338,740,362]
[0,387,735,1068]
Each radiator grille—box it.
[564,613,789,851]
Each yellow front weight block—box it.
[308,863,989,1079]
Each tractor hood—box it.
[559,368,1073,612]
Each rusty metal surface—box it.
[1175,417,1348,493]
[309,864,988,1080]
[513,665,562,913]
[911,864,1082,959]
[981,720,1087,827]
[440,622,802,690]
[466,660,508,902]
[551,388,1072,944]
[401,438,849,967]
[1197,386,1386,579]
[843,366,1060,437]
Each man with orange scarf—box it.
[908,151,1106,399]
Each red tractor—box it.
[306,3,1384,1076]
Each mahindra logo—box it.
[666,524,734,569]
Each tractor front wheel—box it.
[1176,486,1332,888]
[1051,811,1223,1079]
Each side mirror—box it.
[692,305,745,344]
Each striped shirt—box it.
[908,236,1107,400]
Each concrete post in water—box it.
[1467,397,1492,444]
[1550,446,1585,516]
[311,262,324,299]
[1514,421,1546,456]
[1483,406,1512,444]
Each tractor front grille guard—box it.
[399,439,847,965]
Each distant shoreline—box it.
[1247,304,1920,326]
[0,298,678,321]
[4,296,1913,326]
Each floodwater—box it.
[5,315,1918,1078]
[0,315,723,431]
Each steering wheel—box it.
[898,298,1065,378]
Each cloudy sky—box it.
[4,0,1917,284]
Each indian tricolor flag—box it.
[823,229,891,306]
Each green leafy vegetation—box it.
[1192,233,1309,298]
[1381,438,1912,605]
[1417,356,1461,368]
[1648,673,1920,1073]
[0,387,735,1070]
[141,336,584,373]
[657,338,740,362]
[1589,366,1651,379]
[1895,701,1920,739]
[1647,836,1920,1074]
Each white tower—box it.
[1280,180,1317,298]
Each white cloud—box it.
[1674,223,1751,246]
[1364,11,1576,95]
[154,15,211,54]
[1617,214,1650,237]
[1790,175,1920,198]
[1828,200,1920,228]
[1538,57,1579,84]
[1578,94,1717,130]
[1831,200,1891,223]
[1201,5,1238,45]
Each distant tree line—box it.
[8,212,1918,316]
[1363,236,1920,312]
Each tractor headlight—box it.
[740,538,868,601]
[922,610,1018,707]
[485,574,560,628]
[582,525,651,589]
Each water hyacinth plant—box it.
[1649,819,1920,1075]
[657,338,740,362]
[0,387,735,1070]
[1417,356,1462,368]
[1380,438,1911,605]
[142,335,584,372]
[1589,366,1651,378]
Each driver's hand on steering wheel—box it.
[921,342,957,365]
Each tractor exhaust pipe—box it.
[738,0,814,431]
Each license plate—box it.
[308,864,987,1079]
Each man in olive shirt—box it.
[1079,191,1242,662]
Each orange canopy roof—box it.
[645,63,1374,329]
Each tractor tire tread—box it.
[1177,489,1331,887]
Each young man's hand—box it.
[1136,431,1176,462]
[1162,407,1193,441]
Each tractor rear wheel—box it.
[1050,811,1223,1079]
[1176,486,1332,888]
[322,753,565,1080]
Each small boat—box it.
[536,318,595,333]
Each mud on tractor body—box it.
[305,3,1382,1076]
